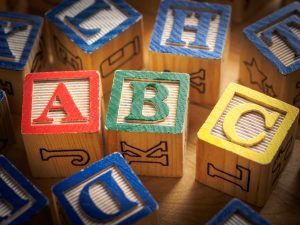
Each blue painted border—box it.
[206,198,271,225]
[0,155,48,225]
[52,153,158,225]
[244,2,300,75]
[149,0,231,59]
[0,12,43,71]
[0,90,4,102]
[46,0,142,54]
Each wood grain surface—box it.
[3,1,300,224]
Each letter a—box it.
[33,83,87,123]
[79,170,137,222]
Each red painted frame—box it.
[22,71,100,134]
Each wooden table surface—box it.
[3,1,300,225]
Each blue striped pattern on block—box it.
[206,198,271,225]
[149,0,231,59]
[244,2,300,75]
[0,12,43,71]
[46,0,141,54]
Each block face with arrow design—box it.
[196,83,299,207]
[21,71,104,178]
[46,0,144,97]
[240,2,300,109]
[0,12,43,113]
[105,70,189,177]
[149,0,231,107]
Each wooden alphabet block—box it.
[0,90,14,154]
[0,12,43,113]
[46,0,144,96]
[206,198,271,225]
[21,71,104,178]
[196,83,299,206]
[0,155,52,225]
[105,70,189,177]
[52,152,158,225]
[148,0,231,107]
[240,2,300,108]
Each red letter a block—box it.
[21,71,103,178]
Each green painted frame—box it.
[105,70,189,134]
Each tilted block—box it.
[21,71,104,178]
[0,12,43,113]
[149,0,231,107]
[240,2,300,108]
[105,70,189,177]
[52,152,158,225]
[206,198,271,225]
[46,0,144,96]
[0,155,51,225]
[0,90,14,154]
[196,83,299,206]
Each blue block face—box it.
[46,0,141,54]
[149,0,231,59]
[0,90,4,102]
[244,2,300,75]
[206,198,271,225]
[0,12,43,71]
[0,155,48,224]
[53,153,158,225]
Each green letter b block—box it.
[125,82,169,122]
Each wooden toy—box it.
[0,155,51,225]
[196,83,299,206]
[105,70,189,177]
[46,0,144,96]
[0,12,43,113]
[148,0,231,107]
[206,198,271,225]
[21,71,104,178]
[28,0,62,15]
[52,152,158,225]
[0,90,14,154]
[240,2,300,107]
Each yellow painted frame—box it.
[197,83,299,164]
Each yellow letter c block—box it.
[223,103,280,147]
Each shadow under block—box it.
[196,83,299,207]
[0,155,52,225]
[240,2,300,107]
[206,198,272,225]
[52,153,158,225]
[45,0,144,96]
[21,71,104,178]
[148,0,231,107]
[0,12,43,113]
[0,90,15,154]
[105,70,189,177]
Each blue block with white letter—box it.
[206,198,271,225]
[148,0,231,106]
[0,155,49,225]
[52,152,158,225]
[46,0,143,96]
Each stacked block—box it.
[21,71,104,178]
[149,0,231,107]
[46,0,144,96]
[0,90,14,153]
[0,155,51,224]
[105,70,189,177]
[52,153,158,225]
[206,198,271,225]
[0,12,43,113]
[240,2,300,107]
[196,83,299,206]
